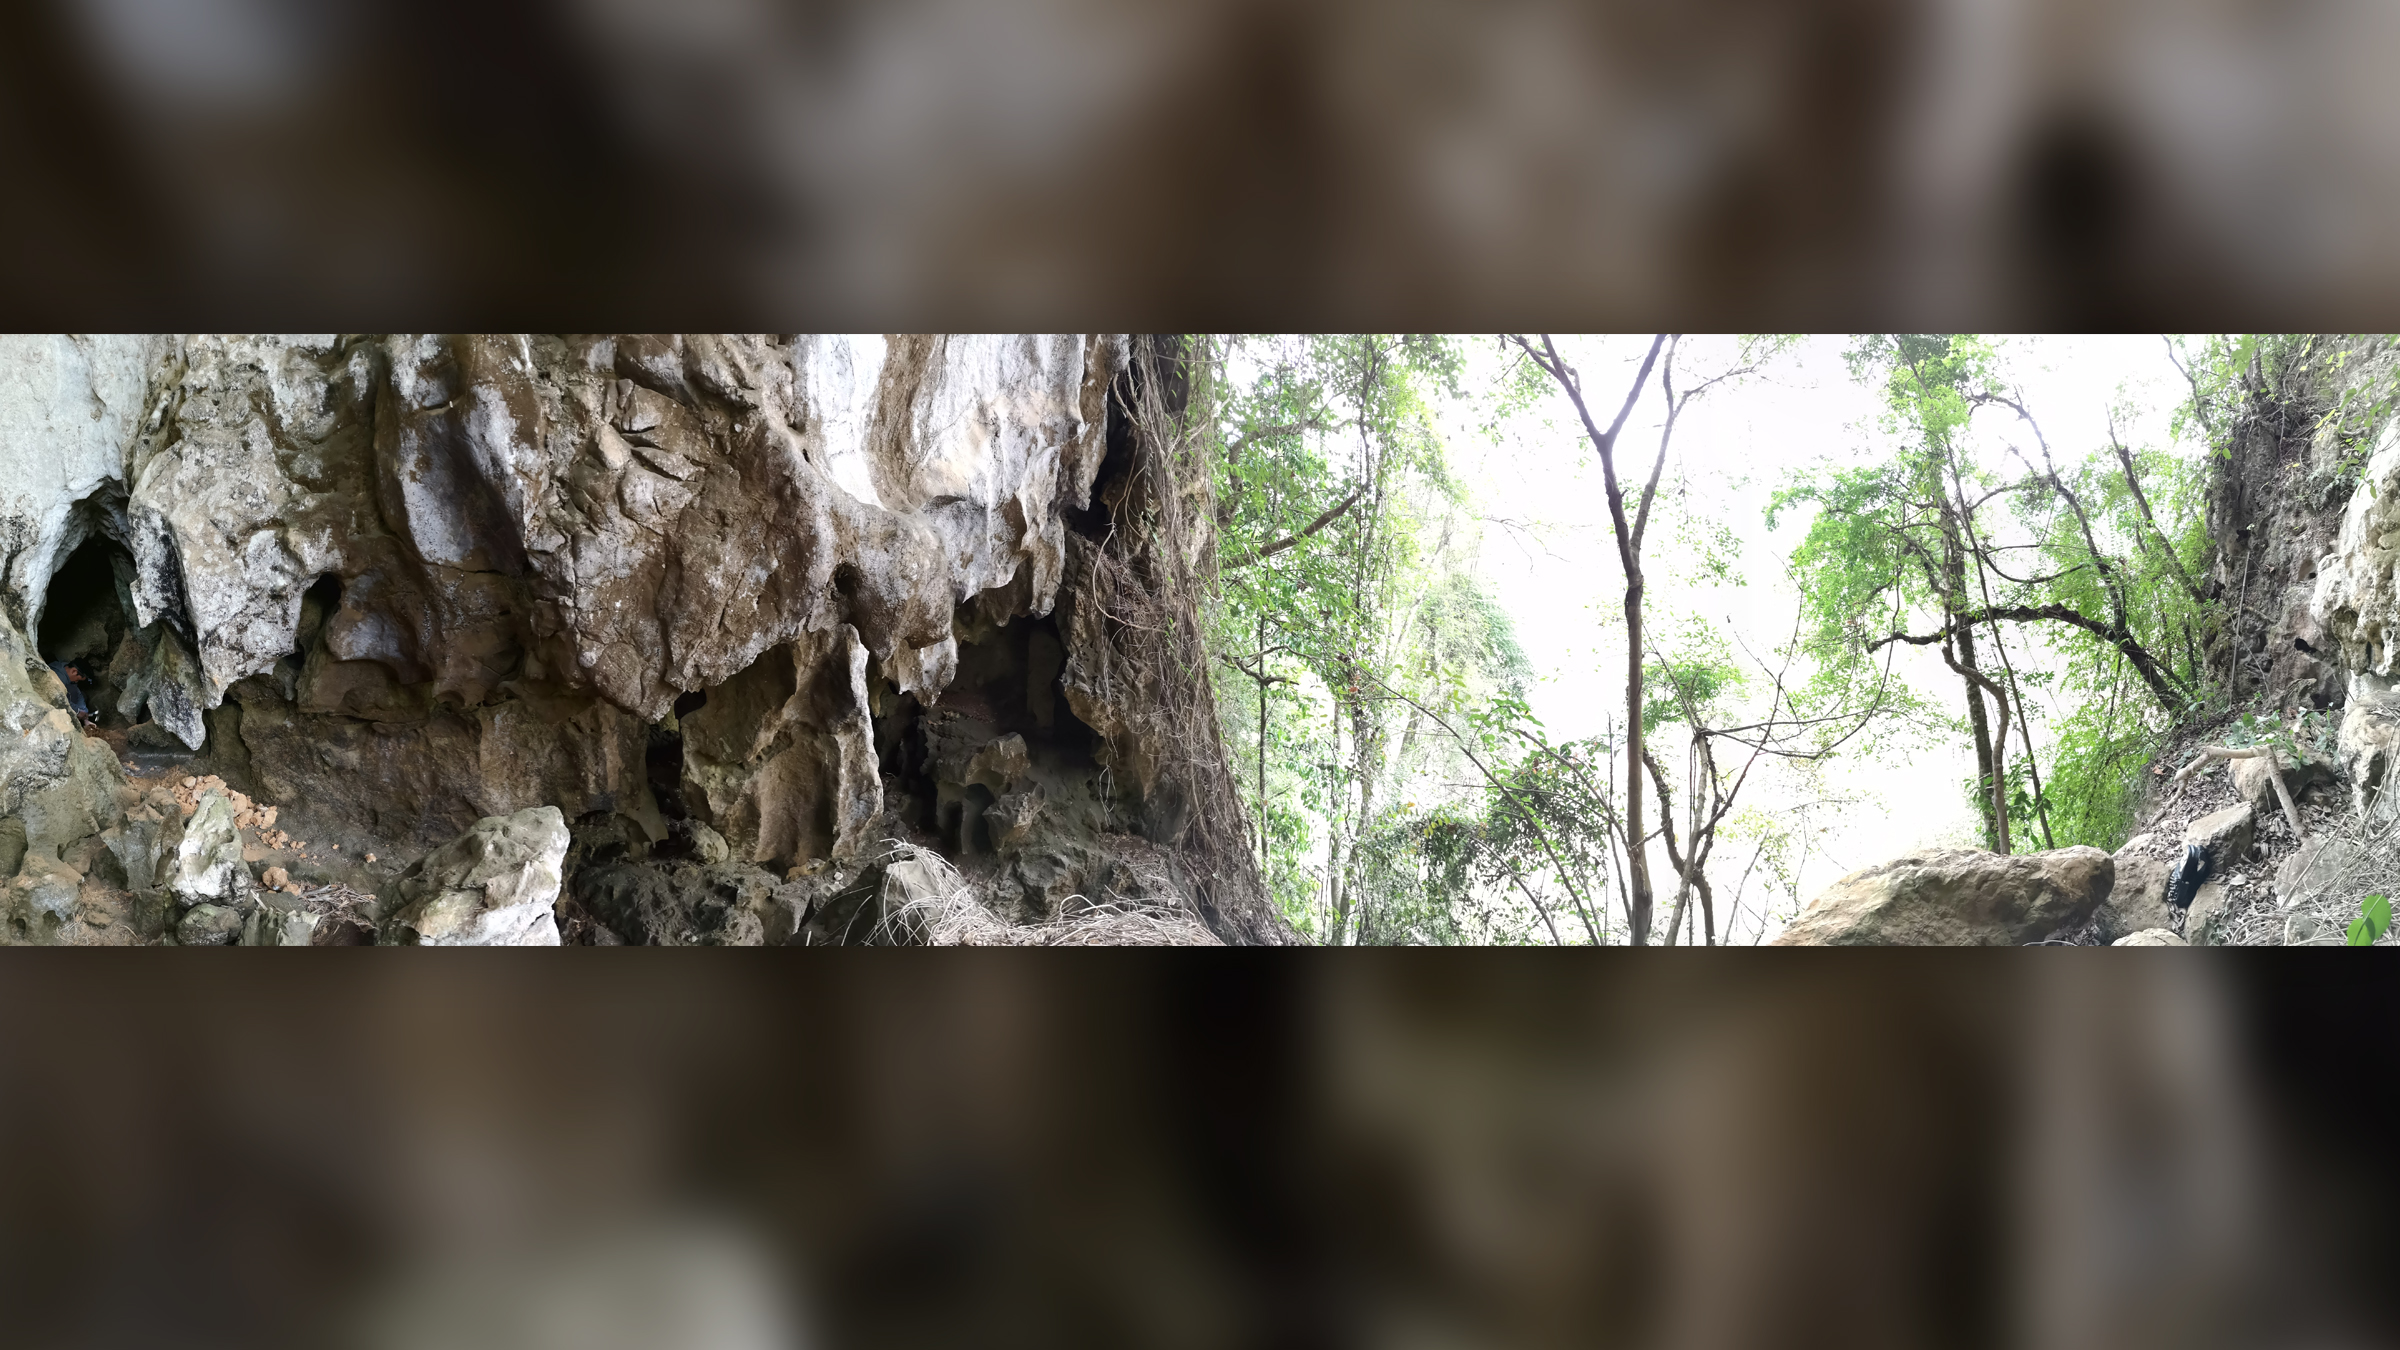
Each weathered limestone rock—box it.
[170,790,250,905]
[679,625,880,870]
[0,333,1271,944]
[965,734,1032,793]
[569,859,778,946]
[2313,420,2400,692]
[176,903,243,946]
[2092,852,2176,944]
[2183,805,2256,866]
[0,336,164,638]
[2113,928,2187,946]
[985,790,1043,854]
[686,822,732,867]
[6,853,83,937]
[1771,846,2114,946]
[2335,671,2400,822]
[381,806,569,946]
[100,809,178,894]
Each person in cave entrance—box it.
[37,536,137,735]
[47,661,97,731]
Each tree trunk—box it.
[1623,572,1655,943]
[1952,626,2006,852]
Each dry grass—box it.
[2205,807,2400,946]
[867,841,1220,947]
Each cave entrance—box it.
[37,537,138,727]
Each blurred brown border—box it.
[4,0,2395,331]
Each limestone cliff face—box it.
[2210,336,2400,823]
[0,334,1280,945]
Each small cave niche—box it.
[637,688,710,859]
[881,608,1112,862]
[275,574,343,700]
[37,537,138,727]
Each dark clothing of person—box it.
[47,662,89,717]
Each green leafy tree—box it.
[1777,335,2203,854]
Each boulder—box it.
[686,821,732,867]
[2183,805,2255,867]
[2112,928,2187,946]
[2092,852,2177,943]
[5,854,84,939]
[984,790,1043,855]
[7,708,130,862]
[2274,836,2367,909]
[100,810,179,894]
[1770,847,2114,946]
[380,806,569,946]
[176,903,243,946]
[2231,750,2338,818]
[966,735,1033,793]
[170,790,251,905]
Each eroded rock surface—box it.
[382,806,570,946]
[0,333,1280,945]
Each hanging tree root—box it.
[2166,746,2306,842]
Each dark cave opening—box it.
[275,574,343,697]
[634,688,711,861]
[882,608,1106,860]
[37,537,137,726]
[648,690,708,822]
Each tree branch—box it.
[1221,481,1367,569]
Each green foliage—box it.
[1641,649,1743,735]
[2224,709,2337,765]
[1203,333,1543,941]
[2027,697,2150,849]
[2348,894,2390,947]
[1778,334,2237,856]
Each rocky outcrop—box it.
[2314,414,2400,692]
[0,334,1281,945]
[381,806,570,946]
[1771,846,2114,946]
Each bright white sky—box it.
[1449,334,2195,940]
